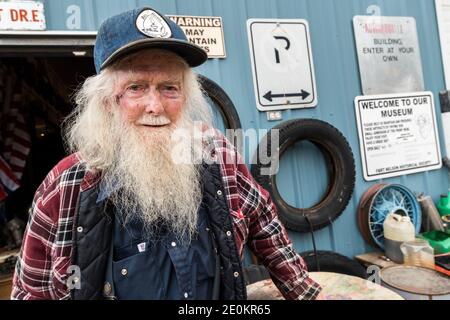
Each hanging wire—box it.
[305,215,320,271]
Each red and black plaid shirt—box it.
[11,129,321,300]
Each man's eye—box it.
[161,85,181,96]
[127,84,146,92]
[163,85,179,92]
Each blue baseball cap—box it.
[94,7,208,73]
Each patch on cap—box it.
[136,9,172,38]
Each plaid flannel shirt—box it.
[11,128,321,300]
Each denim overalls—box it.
[103,200,219,300]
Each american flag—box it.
[2,106,31,183]
[0,155,20,202]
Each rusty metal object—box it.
[357,183,386,248]
[418,194,445,232]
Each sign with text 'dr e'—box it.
[355,91,442,181]
[247,19,317,111]
[0,1,45,30]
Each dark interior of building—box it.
[0,56,95,251]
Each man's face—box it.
[104,51,201,240]
[113,50,186,132]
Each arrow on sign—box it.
[263,90,310,102]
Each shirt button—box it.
[77,226,83,233]
[73,276,80,283]
[171,241,177,247]
[121,268,128,276]
[226,231,232,237]
[184,292,188,299]
[217,190,223,196]
[234,272,240,278]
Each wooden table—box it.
[246,272,404,300]
[354,252,400,268]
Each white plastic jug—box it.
[383,212,415,263]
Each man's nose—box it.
[143,89,164,114]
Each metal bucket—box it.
[380,266,450,300]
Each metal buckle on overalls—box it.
[102,281,117,300]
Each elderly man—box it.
[11,7,322,300]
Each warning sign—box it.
[355,92,442,181]
[168,15,226,58]
[0,1,45,30]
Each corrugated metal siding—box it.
[38,0,449,259]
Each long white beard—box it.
[103,112,203,242]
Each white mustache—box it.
[137,115,171,126]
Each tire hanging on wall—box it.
[300,250,367,279]
[198,75,242,130]
[198,75,242,152]
[251,119,356,232]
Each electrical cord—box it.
[305,215,320,271]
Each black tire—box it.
[243,250,367,284]
[242,264,271,285]
[198,75,242,152]
[251,119,355,233]
[198,74,241,130]
[300,250,367,279]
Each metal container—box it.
[418,194,445,232]
[380,266,450,300]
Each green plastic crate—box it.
[419,231,450,254]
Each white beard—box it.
[103,111,203,242]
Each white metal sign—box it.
[355,92,442,181]
[247,19,317,111]
[353,15,424,95]
[436,0,450,89]
[168,15,226,58]
[0,1,45,31]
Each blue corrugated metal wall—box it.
[40,0,449,259]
